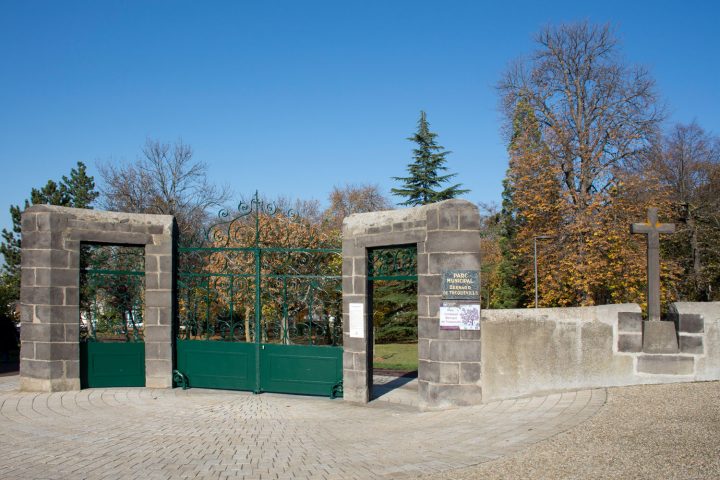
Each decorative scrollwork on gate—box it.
[368,246,418,281]
[178,191,342,347]
[196,191,338,250]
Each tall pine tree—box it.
[385,111,471,347]
[490,99,542,308]
[391,111,469,206]
[0,162,98,302]
[61,162,99,209]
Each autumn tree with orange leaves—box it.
[494,22,680,308]
[178,196,342,344]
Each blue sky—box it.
[1,1,718,233]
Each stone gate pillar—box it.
[19,205,176,392]
[342,199,483,409]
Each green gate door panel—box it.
[80,342,145,388]
[260,344,342,396]
[176,339,255,391]
[177,192,345,397]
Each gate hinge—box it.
[330,380,343,399]
[173,370,189,390]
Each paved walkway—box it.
[0,375,604,479]
[372,374,419,407]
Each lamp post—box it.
[534,235,553,308]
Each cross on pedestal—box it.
[631,207,675,322]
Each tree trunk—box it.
[688,207,702,299]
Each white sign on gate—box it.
[439,303,481,330]
[349,302,365,338]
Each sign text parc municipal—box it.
[441,270,480,300]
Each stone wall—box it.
[342,199,482,409]
[670,302,720,381]
[481,303,720,402]
[19,205,176,392]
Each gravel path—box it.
[427,381,720,480]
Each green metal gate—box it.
[176,192,343,397]
[79,246,146,388]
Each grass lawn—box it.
[372,343,418,371]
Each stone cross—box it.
[631,208,675,322]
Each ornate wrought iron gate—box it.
[176,193,343,397]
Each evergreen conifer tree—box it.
[61,162,99,209]
[491,100,537,308]
[391,111,469,206]
[0,162,98,301]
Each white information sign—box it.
[349,302,365,338]
[439,303,481,331]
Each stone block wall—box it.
[19,205,176,392]
[418,201,483,409]
[669,302,720,381]
[342,199,483,409]
[481,303,720,402]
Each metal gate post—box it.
[254,246,262,393]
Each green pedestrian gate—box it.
[176,192,343,397]
[79,246,146,388]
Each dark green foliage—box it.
[30,179,69,206]
[0,275,19,359]
[490,242,527,308]
[375,325,417,344]
[491,176,527,308]
[79,245,146,342]
[62,162,100,209]
[490,102,537,308]
[0,162,98,304]
[0,206,22,297]
[392,111,469,206]
[372,280,417,343]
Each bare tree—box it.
[324,184,392,229]
[495,22,672,306]
[499,22,664,209]
[655,122,719,203]
[653,122,720,300]
[272,196,323,224]
[99,139,230,244]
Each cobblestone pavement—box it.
[0,375,605,479]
